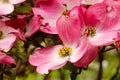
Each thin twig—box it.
[104,47,116,52]
[14,59,22,75]
[0,65,7,80]
[43,73,50,80]
[97,46,106,80]
[97,53,104,80]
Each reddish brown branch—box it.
[97,53,104,80]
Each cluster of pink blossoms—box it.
[29,0,120,74]
[0,0,26,65]
[0,0,120,75]
[0,0,41,65]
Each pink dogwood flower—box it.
[29,7,91,74]
[76,1,118,46]
[0,21,19,52]
[33,0,81,34]
[85,0,120,31]
[0,0,26,15]
[0,51,15,65]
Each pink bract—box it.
[25,15,41,37]
[0,52,15,65]
[60,0,82,10]
[74,43,98,67]
[0,0,26,15]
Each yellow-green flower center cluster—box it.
[0,31,3,39]
[58,46,72,57]
[84,26,96,37]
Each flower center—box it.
[58,46,72,57]
[83,26,96,37]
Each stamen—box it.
[62,4,68,16]
[58,46,72,57]
[83,26,96,37]
[0,31,3,39]
[62,10,68,16]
